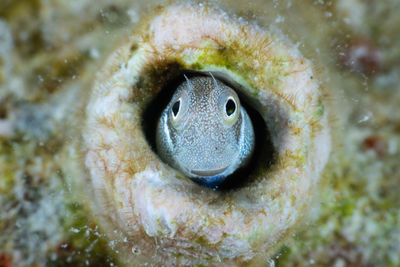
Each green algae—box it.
[315,101,325,118]
[177,46,263,96]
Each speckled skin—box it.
[156,75,254,186]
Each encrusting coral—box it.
[83,2,330,265]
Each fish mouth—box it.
[190,167,228,177]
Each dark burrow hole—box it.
[142,71,275,191]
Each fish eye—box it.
[225,97,236,116]
[172,99,180,118]
[220,92,240,126]
[169,87,189,128]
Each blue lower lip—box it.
[190,167,228,177]
[190,175,227,188]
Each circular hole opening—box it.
[142,71,275,191]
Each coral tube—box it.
[84,2,331,265]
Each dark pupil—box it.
[172,100,180,117]
[225,99,236,116]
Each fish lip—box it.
[190,166,228,177]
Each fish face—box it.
[156,74,255,186]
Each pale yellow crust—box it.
[83,2,331,265]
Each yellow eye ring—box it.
[221,94,240,126]
[225,96,237,117]
[169,89,189,129]
[171,98,181,119]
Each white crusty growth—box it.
[83,2,331,264]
